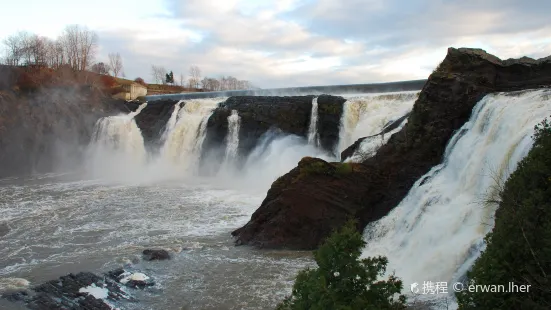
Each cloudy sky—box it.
[1,0,550,88]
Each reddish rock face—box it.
[232,48,551,250]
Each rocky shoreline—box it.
[1,249,169,310]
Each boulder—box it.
[142,249,171,261]
[232,47,551,250]
[109,269,155,289]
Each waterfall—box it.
[360,89,551,302]
[86,102,148,176]
[307,97,320,147]
[345,117,409,162]
[160,100,184,142]
[223,110,241,163]
[336,92,417,158]
[160,98,220,172]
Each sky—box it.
[1,0,550,88]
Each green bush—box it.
[300,161,333,176]
[456,118,551,309]
[277,221,407,310]
[335,162,353,176]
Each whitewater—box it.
[1,89,547,309]
[361,89,551,308]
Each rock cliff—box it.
[126,100,182,150]
[200,95,346,172]
[0,88,129,177]
[232,47,551,250]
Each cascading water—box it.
[86,102,148,178]
[345,117,409,162]
[336,92,418,159]
[307,97,320,147]
[160,98,221,172]
[223,110,241,164]
[360,89,551,306]
[160,100,183,142]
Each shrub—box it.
[16,71,39,92]
[456,118,551,309]
[301,161,332,175]
[335,162,353,176]
[277,220,407,310]
[100,75,117,89]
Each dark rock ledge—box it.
[2,268,155,310]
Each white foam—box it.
[119,272,150,284]
[79,283,109,299]
[0,277,30,292]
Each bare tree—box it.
[46,39,65,69]
[2,31,28,65]
[60,25,98,71]
[201,77,210,91]
[189,65,201,89]
[179,73,184,87]
[150,65,167,84]
[108,52,123,77]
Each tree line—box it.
[1,25,255,91]
[1,26,122,76]
[150,64,255,91]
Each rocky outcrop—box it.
[128,100,181,150]
[2,268,155,309]
[232,157,367,249]
[2,272,130,310]
[232,47,551,250]
[0,88,130,178]
[200,95,346,172]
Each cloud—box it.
[4,0,550,88]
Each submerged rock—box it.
[232,47,551,250]
[142,249,171,261]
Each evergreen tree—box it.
[277,220,407,310]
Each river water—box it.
[0,172,314,309]
[0,92,419,309]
